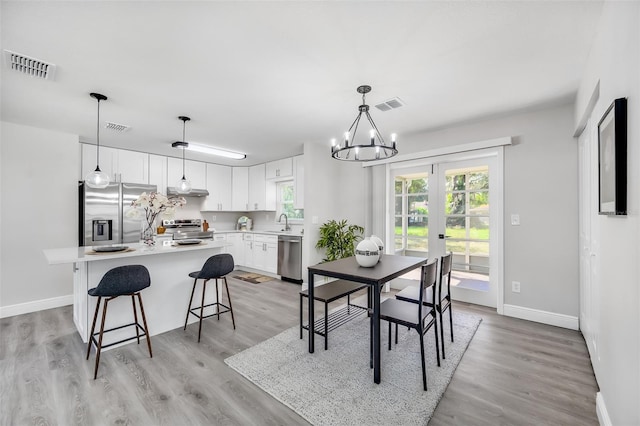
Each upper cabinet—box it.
[81,144,148,184]
[265,157,293,180]
[293,155,304,209]
[248,164,267,211]
[167,157,206,190]
[232,167,249,211]
[204,163,232,211]
[149,155,167,194]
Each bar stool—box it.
[86,265,153,380]
[184,253,236,342]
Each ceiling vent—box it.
[375,97,405,112]
[3,49,56,80]
[105,122,131,132]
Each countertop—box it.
[213,229,303,237]
[43,240,229,265]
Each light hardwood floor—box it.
[0,277,598,425]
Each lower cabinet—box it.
[225,233,244,266]
[213,234,227,253]
[238,233,277,274]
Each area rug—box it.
[225,309,482,425]
[232,272,275,284]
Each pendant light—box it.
[172,116,192,194]
[84,93,110,188]
[331,85,398,161]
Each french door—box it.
[390,151,501,308]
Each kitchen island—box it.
[44,241,228,344]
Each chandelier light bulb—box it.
[177,177,192,194]
[85,167,110,189]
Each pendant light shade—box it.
[85,93,110,188]
[173,116,192,194]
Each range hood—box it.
[166,187,209,197]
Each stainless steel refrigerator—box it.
[79,181,157,246]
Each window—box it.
[394,174,429,252]
[277,181,303,220]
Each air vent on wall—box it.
[3,49,56,80]
[105,121,131,132]
[375,97,405,112]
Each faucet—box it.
[278,213,290,231]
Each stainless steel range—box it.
[162,219,213,240]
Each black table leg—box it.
[373,282,381,384]
[308,270,315,353]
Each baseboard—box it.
[503,304,579,330]
[596,392,612,426]
[0,294,73,319]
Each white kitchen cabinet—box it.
[293,155,304,209]
[232,167,249,211]
[213,234,227,253]
[82,145,149,184]
[117,150,149,184]
[204,163,232,211]
[253,234,278,274]
[249,164,275,211]
[265,157,293,180]
[167,158,207,190]
[242,233,255,268]
[149,154,168,194]
[226,232,244,266]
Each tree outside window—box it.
[277,181,303,220]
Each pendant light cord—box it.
[182,119,186,180]
[95,98,101,171]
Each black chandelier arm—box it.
[364,111,387,146]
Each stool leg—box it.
[198,279,208,342]
[184,278,198,330]
[93,297,110,380]
[224,277,235,329]
[215,278,221,321]
[132,295,140,345]
[324,301,328,350]
[87,296,101,360]
[136,292,153,358]
[299,294,303,339]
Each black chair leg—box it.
[395,323,399,345]
[184,278,198,330]
[132,295,140,344]
[215,279,221,321]
[224,277,235,329]
[299,294,304,339]
[449,303,454,342]
[419,331,427,391]
[87,296,101,360]
[198,279,208,342]
[439,307,446,359]
[388,321,392,350]
[434,313,441,367]
[93,297,110,380]
[137,292,153,358]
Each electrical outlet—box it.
[211,215,216,221]
[511,214,520,226]
[512,281,521,293]
[312,216,319,224]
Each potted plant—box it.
[316,219,364,262]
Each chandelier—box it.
[331,85,397,161]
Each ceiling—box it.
[1,1,603,166]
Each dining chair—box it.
[395,252,454,359]
[379,259,440,391]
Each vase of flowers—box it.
[127,192,186,248]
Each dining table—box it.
[307,254,428,384]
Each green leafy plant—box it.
[316,219,365,262]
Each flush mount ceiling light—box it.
[184,143,246,160]
[84,93,110,188]
[331,85,398,161]
[172,116,192,194]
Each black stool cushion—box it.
[190,253,234,280]
[88,265,151,297]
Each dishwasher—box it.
[277,235,303,284]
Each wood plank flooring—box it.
[0,277,598,425]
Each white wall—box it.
[1,122,79,316]
[575,2,640,424]
[371,103,579,318]
[301,141,368,282]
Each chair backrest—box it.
[418,260,438,321]
[198,253,235,279]
[93,265,151,297]
[439,252,453,301]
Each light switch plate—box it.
[511,214,520,226]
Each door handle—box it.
[438,234,451,239]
